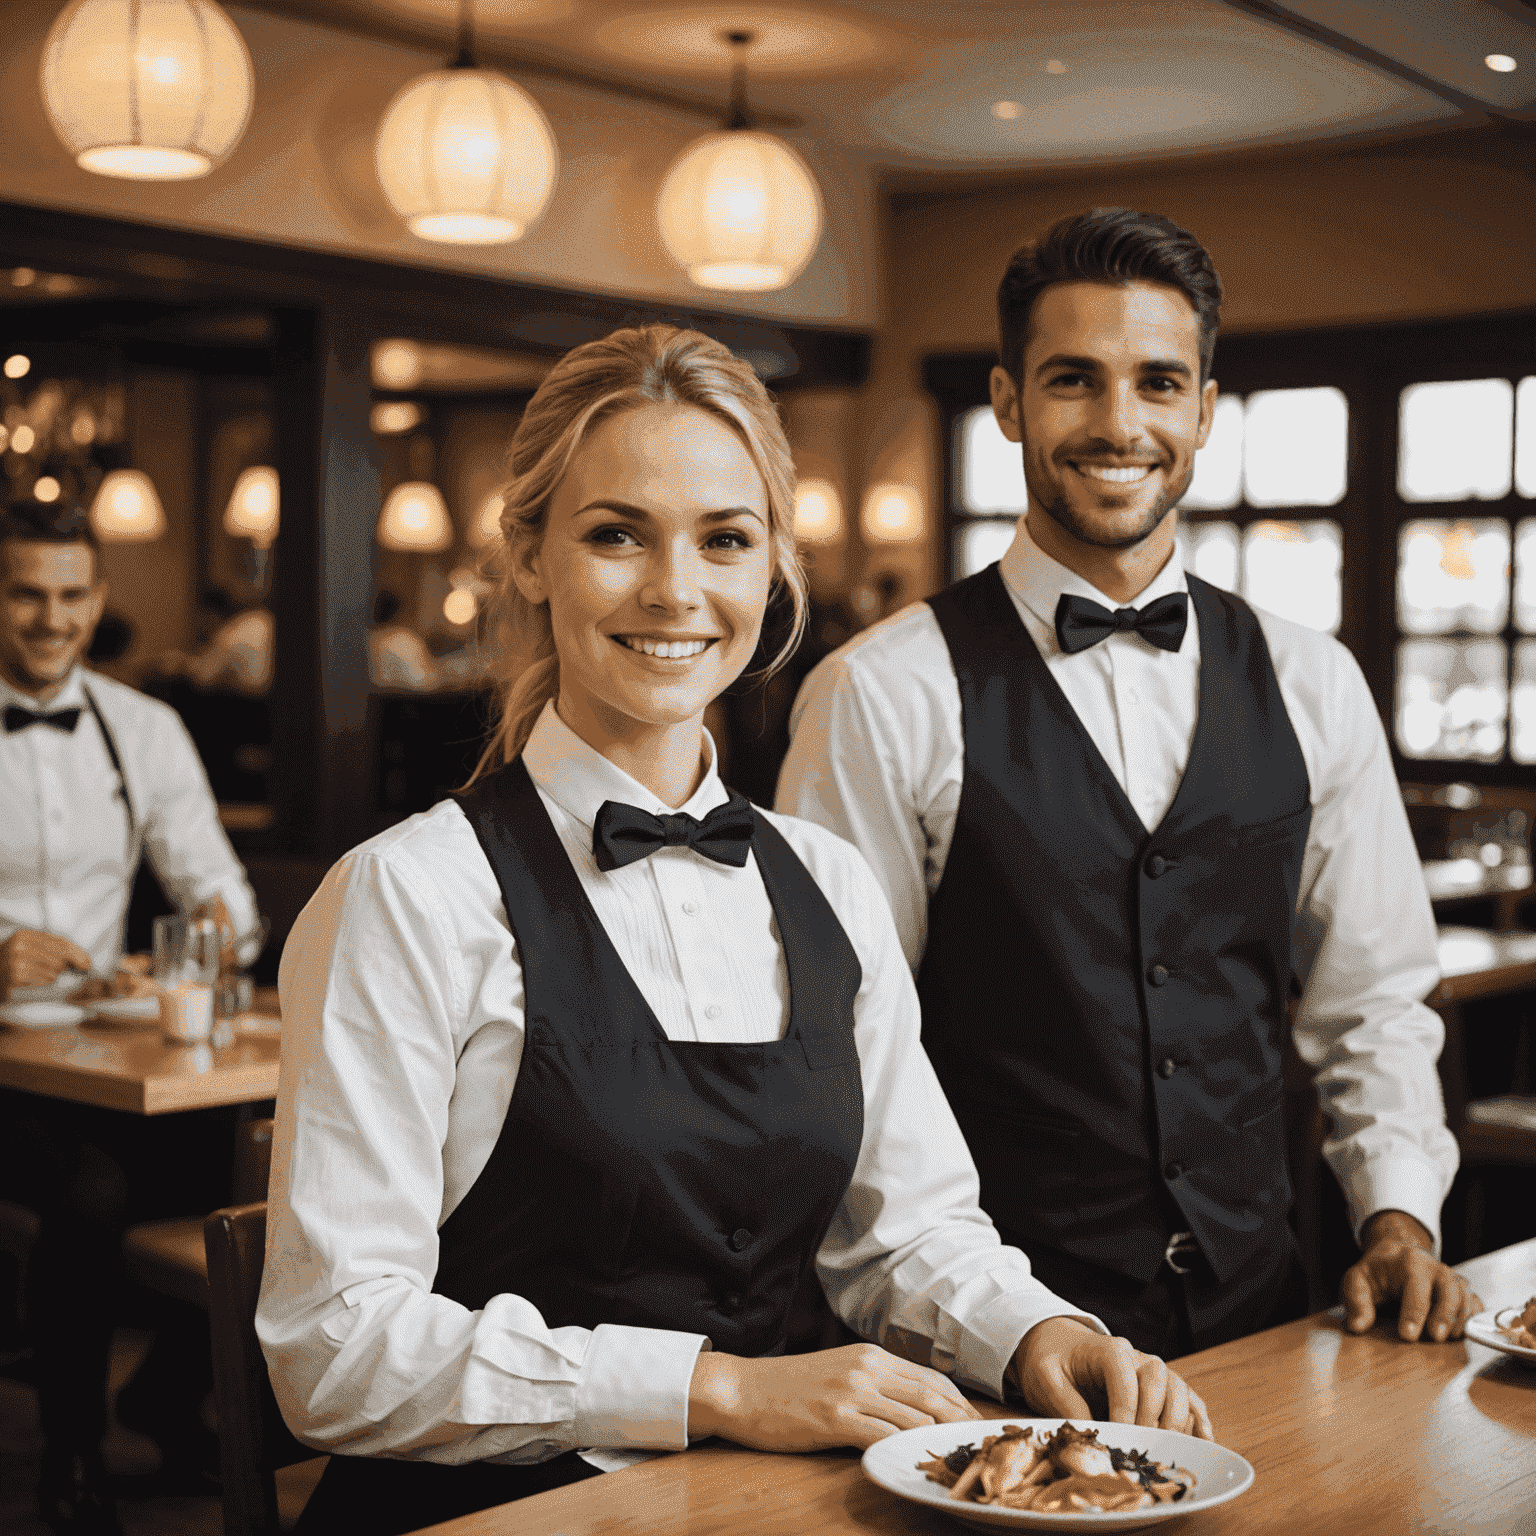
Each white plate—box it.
[862,1419,1253,1532]
[85,995,161,1025]
[1465,1309,1536,1366]
[0,1001,86,1029]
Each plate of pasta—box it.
[862,1418,1253,1531]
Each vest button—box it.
[1164,1160,1184,1181]
[1158,1057,1177,1079]
[1148,963,1170,986]
[1146,853,1168,878]
[729,1228,752,1252]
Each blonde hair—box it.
[469,324,807,781]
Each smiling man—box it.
[777,208,1475,1361]
[0,493,259,1534]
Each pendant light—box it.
[41,0,254,181]
[655,31,823,292]
[374,0,557,245]
[91,470,167,541]
[378,483,453,552]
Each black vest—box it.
[918,566,1311,1285]
[438,758,865,1357]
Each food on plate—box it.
[1501,1298,1536,1350]
[917,1423,1196,1513]
[66,965,158,1003]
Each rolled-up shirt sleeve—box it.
[791,826,1105,1403]
[1288,647,1458,1252]
[257,843,706,1463]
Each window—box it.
[1393,377,1536,762]
[952,406,1022,577]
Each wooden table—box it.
[1430,927,1536,1129]
[417,1241,1536,1536]
[0,986,280,1114]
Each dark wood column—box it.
[270,307,380,860]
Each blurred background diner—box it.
[0,0,1533,1532]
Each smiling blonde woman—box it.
[258,325,1207,1536]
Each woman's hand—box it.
[1013,1318,1213,1440]
[687,1342,984,1452]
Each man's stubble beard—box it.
[1028,456,1197,553]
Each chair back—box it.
[232,1117,275,1206]
[204,1202,312,1536]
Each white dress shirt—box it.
[258,700,1103,1468]
[0,666,257,977]
[777,519,1459,1251]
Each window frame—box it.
[923,309,1536,789]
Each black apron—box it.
[298,759,864,1534]
[918,566,1312,1351]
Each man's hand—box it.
[686,1342,983,1453]
[0,928,92,996]
[1341,1209,1482,1342]
[1013,1317,1213,1440]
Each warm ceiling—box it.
[246,0,1536,174]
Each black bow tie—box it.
[593,793,756,872]
[1054,591,1189,656]
[4,705,82,734]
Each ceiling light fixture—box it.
[655,29,824,292]
[1485,54,1517,73]
[1045,59,1068,75]
[40,0,254,180]
[991,101,1023,120]
[374,0,558,245]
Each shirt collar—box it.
[0,665,88,715]
[521,698,730,829]
[999,518,1189,632]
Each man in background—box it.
[778,207,1475,1367]
[0,495,260,1534]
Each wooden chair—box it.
[122,1116,273,1307]
[204,1201,319,1535]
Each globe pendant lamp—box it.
[374,0,557,245]
[41,0,254,180]
[656,30,823,292]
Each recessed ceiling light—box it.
[1485,53,1517,72]
[992,100,1023,120]
[1045,59,1067,75]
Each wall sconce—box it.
[223,466,279,546]
[370,401,425,436]
[378,482,453,552]
[91,470,167,542]
[41,0,254,180]
[861,483,925,543]
[793,478,843,543]
[471,492,505,547]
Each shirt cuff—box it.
[1342,1157,1449,1258]
[571,1324,708,1453]
[952,1291,1109,1403]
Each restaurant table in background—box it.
[413,1241,1535,1536]
[1423,858,1535,932]
[0,986,280,1114]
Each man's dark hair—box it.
[997,207,1223,384]
[0,496,99,557]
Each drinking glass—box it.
[152,916,220,1043]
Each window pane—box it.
[1243,387,1348,508]
[1518,377,1536,499]
[1177,520,1239,591]
[1513,640,1536,763]
[1181,394,1243,510]
[1396,518,1510,635]
[1395,638,1507,761]
[1515,518,1536,633]
[1242,519,1342,633]
[1398,378,1514,503]
[955,516,1017,578]
[957,406,1026,513]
